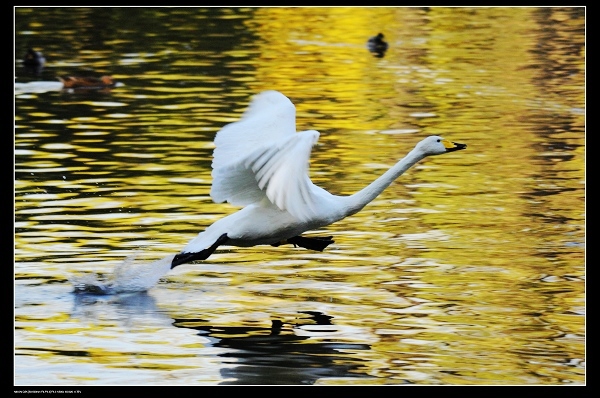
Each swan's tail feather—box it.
[272,235,334,252]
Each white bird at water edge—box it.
[73,90,466,294]
[169,90,466,268]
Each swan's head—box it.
[415,136,467,156]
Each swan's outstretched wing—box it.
[210,91,321,222]
[211,90,297,169]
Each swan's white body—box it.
[172,90,466,268]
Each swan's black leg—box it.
[271,235,334,252]
[171,233,229,269]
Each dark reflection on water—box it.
[529,8,585,90]
[70,290,373,385]
[173,311,373,385]
[15,7,259,82]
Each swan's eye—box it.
[436,139,441,142]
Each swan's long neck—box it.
[343,148,426,216]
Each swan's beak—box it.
[443,140,467,153]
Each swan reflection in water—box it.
[173,311,374,385]
[71,291,373,385]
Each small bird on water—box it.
[58,75,116,89]
[23,48,46,68]
[367,33,389,57]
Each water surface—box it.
[15,6,585,386]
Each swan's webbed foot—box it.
[271,235,334,252]
[171,233,229,269]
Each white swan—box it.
[171,90,466,268]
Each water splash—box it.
[71,253,175,295]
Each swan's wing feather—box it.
[210,166,265,207]
[249,130,320,221]
[211,130,320,222]
[212,90,296,169]
[210,90,321,221]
